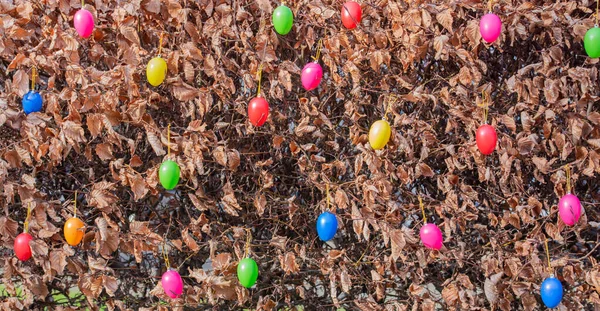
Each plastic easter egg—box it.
[146,57,167,87]
[74,9,94,38]
[540,276,563,308]
[237,257,259,288]
[584,27,600,58]
[341,1,362,29]
[22,91,43,115]
[301,62,323,91]
[479,13,502,43]
[316,211,338,241]
[368,119,391,150]
[476,124,497,155]
[420,223,443,250]
[248,97,269,127]
[14,232,33,261]
[272,5,294,35]
[64,217,85,246]
[558,193,582,226]
[159,160,180,190]
[161,269,183,299]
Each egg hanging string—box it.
[73,190,77,218]
[256,64,264,97]
[564,164,571,194]
[326,183,331,212]
[596,0,599,27]
[244,228,252,259]
[167,124,171,158]
[81,0,84,8]
[419,195,427,223]
[24,202,32,233]
[544,238,553,275]
[311,39,323,62]
[158,33,164,57]
[488,0,493,13]
[31,67,37,91]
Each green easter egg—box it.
[272,5,293,35]
[159,160,180,190]
[584,27,600,58]
[237,257,258,288]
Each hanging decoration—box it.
[540,238,563,308]
[248,64,270,127]
[159,124,181,190]
[418,196,443,250]
[368,95,394,150]
[64,191,85,246]
[161,244,184,299]
[14,203,33,262]
[301,39,324,91]
[479,0,502,43]
[74,0,95,38]
[558,165,582,226]
[341,1,362,29]
[22,66,43,115]
[584,0,600,58]
[475,91,497,155]
[272,2,294,35]
[237,229,259,288]
[147,33,168,87]
[316,184,338,242]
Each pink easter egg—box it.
[74,9,95,38]
[558,193,582,226]
[420,223,443,250]
[479,13,501,43]
[161,269,183,299]
[301,62,323,91]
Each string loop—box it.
[565,164,571,194]
[383,94,397,121]
[31,67,37,91]
[256,64,264,97]
[24,203,32,233]
[477,91,490,124]
[419,195,427,223]
[311,39,323,62]
[162,242,171,269]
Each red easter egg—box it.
[14,232,33,261]
[248,97,269,127]
[341,1,362,29]
[476,124,497,155]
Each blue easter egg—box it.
[540,276,563,308]
[22,91,43,115]
[316,211,338,241]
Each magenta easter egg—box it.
[479,13,501,43]
[74,9,95,38]
[558,193,582,226]
[161,269,183,299]
[301,62,323,91]
[420,223,443,250]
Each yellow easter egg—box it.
[368,119,391,150]
[146,57,167,87]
